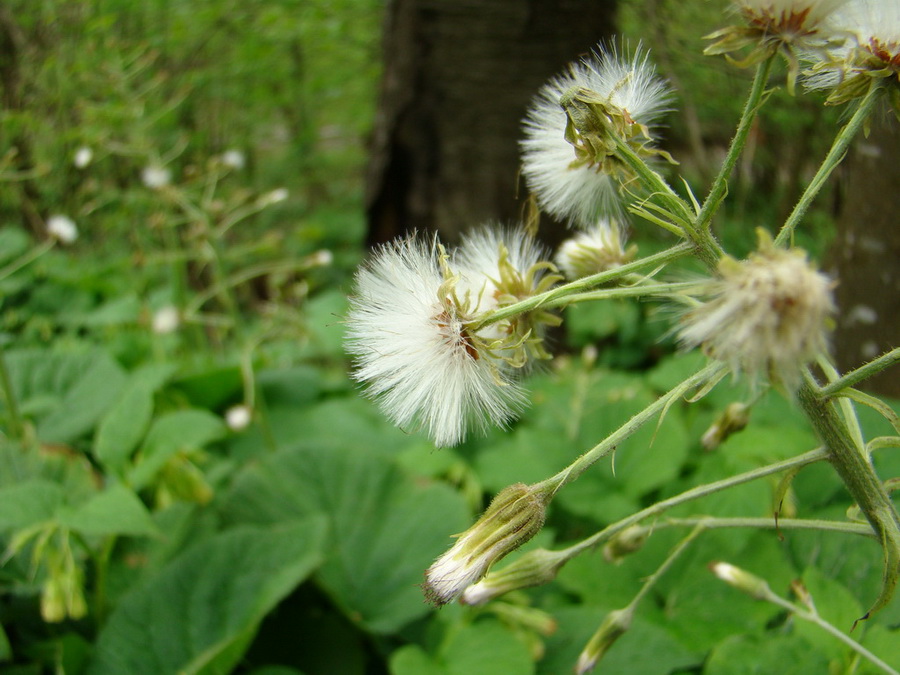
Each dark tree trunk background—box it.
[828,109,900,398]
[365,0,617,246]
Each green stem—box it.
[761,590,899,675]
[797,372,900,620]
[0,339,24,440]
[0,239,54,282]
[544,281,701,309]
[535,361,726,494]
[817,347,900,398]
[652,516,875,539]
[560,446,828,560]
[697,56,776,232]
[629,524,705,609]
[774,84,883,247]
[471,242,693,330]
[613,137,725,269]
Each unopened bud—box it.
[602,525,649,564]
[575,607,633,674]
[709,561,770,600]
[701,402,751,451]
[424,483,550,606]
[41,575,67,623]
[461,548,566,606]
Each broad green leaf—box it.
[128,409,225,489]
[390,645,447,675]
[0,480,63,530]
[703,633,829,674]
[442,620,533,675]
[87,519,326,675]
[220,443,469,634]
[93,364,175,471]
[58,484,159,537]
[860,625,900,674]
[3,349,128,444]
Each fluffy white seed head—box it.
[678,235,835,388]
[521,43,672,227]
[47,215,78,244]
[345,234,526,447]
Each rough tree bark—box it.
[828,108,900,397]
[366,0,617,246]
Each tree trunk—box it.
[366,0,617,246]
[829,107,900,397]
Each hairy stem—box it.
[774,84,882,248]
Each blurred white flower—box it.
[678,232,834,387]
[521,43,672,227]
[258,187,289,206]
[73,147,93,169]
[152,305,180,334]
[345,234,526,447]
[308,249,333,267]
[225,404,252,431]
[555,218,634,280]
[221,149,246,170]
[142,165,172,189]
[46,215,78,244]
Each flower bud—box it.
[602,525,649,564]
[424,483,549,606]
[575,607,633,674]
[701,402,751,451]
[709,561,771,600]
[461,548,566,606]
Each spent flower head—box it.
[575,607,634,674]
[346,233,530,447]
[706,0,849,92]
[804,0,900,107]
[152,305,180,335]
[46,215,78,244]
[555,218,636,280]
[521,43,672,227]
[424,483,550,605]
[677,230,834,389]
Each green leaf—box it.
[389,645,447,675]
[442,620,533,675]
[87,519,326,675]
[793,566,863,662]
[58,484,159,537]
[703,633,829,675]
[4,349,128,444]
[94,364,175,472]
[0,480,64,530]
[220,443,470,634]
[128,410,225,489]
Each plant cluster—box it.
[345,0,900,672]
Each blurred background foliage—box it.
[0,1,897,674]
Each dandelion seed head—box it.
[346,234,525,447]
[521,43,672,227]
